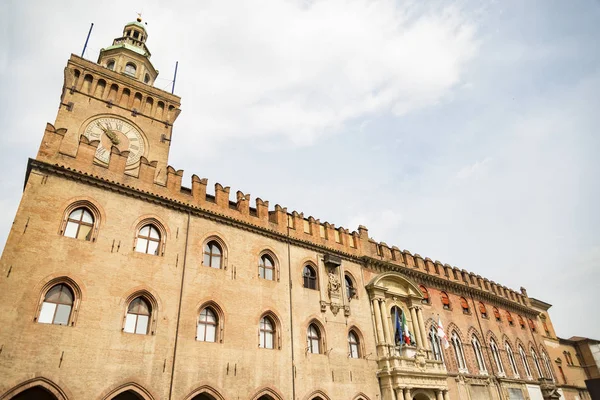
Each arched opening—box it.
[190,395,217,400]
[412,393,432,400]
[10,387,58,400]
[111,391,144,400]
[258,396,274,400]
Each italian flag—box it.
[402,311,410,344]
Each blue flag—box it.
[395,309,403,346]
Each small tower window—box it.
[106,60,115,71]
[125,63,137,77]
[133,31,140,39]
[144,74,150,84]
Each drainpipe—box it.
[168,211,191,400]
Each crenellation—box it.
[414,254,425,271]
[75,135,100,164]
[255,198,269,221]
[214,183,231,208]
[235,191,251,216]
[270,204,287,226]
[191,175,208,203]
[107,145,129,175]
[166,166,184,194]
[37,123,66,161]
[138,156,158,184]
[402,250,415,268]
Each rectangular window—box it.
[124,314,137,333]
[135,315,149,334]
[38,303,56,324]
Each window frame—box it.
[490,339,505,376]
[197,307,219,343]
[258,251,278,281]
[307,321,325,355]
[479,302,488,319]
[440,291,451,310]
[59,201,101,242]
[303,264,318,290]
[519,345,533,379]
[133,219,167,256]
[460,297,470,314]
[37,284,75,326]
[506,342,520,378]
[451,331,468,373]
[472,335,488,375]
[34,277,81,327]
[348,330,361,359]
[344,272,358,300]
[135,224,162,255]
[429,325,445,363]
[419,285,430,305]
[531,348,544,379]
[122,291,158,336]
[124,296,152,335]
[124,62,137,77]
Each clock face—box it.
[84,117,145,168]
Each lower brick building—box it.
[0,18,593,400]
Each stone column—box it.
[403,387,411,400]
[410,306,423,348]
[443,390,450,400]
[394,388,404,400]
[380,299,392,349]
[416,307,430,350]
[436,390,444,400]
[372,298,385,347]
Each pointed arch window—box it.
[490,339,505,376]
[38,284,74,325]
[203,241,223,268]
[472,336,487,374]
[531,348,543,378]
[441,291,451,310]
[345,274,357,300]
[542,351,555,382]
[419,285,430,304]
[506,311,514,326]
[124,297,151,335]
[348,330,360,358]
[303,265,317,290]
[519,345,532,379]
[259,254,275,280]
[460,297,470,314]
[197,307,218,342]
[135,224,161,255]
[451,331,468,372]
[307,324,321,354]
[429,325,444,362]
[63,207,95,240]
[259,316,275,349]
[479,302,488,318]
[528,318,537,332]
[518,315,526,329]
[506,342,519,378]
[493,307,501,322]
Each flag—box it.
[394,309,403,346]
[437,317,450,349]
[402,310,410,344]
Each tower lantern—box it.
[97,17,158,85]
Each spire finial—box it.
[136,12,142,23]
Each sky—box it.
[0,0,598,340]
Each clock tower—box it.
[46,17,181,180]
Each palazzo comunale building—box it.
[0,19,593,400]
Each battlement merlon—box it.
[34,124,531,310]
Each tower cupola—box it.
[97,16,159,85]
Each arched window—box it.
[106,60,115,70]
[506,312,514,326]
[518,315,526,329]
[144,74,150,84]
[451,331,468,372]
[441,292,451,310]
[38,284,74,325]
[124,297,151,335]
[348,330,360,358]
[543,320,550,336]
[419,285,430,304]
[259,316,275,349]
[303,265,317,290]
[490,339,505,376]
[519,345,532,378]
[506,342,519,378]
[259,254,275,280]
[197,307,218,342]
[429,325,444,362]
[345,274,357,300]
[125,63,137,76]
[531,348,543,378]
[528,318,536,332]
[307,324,321,354]
[472,336,487,374]
[203,240,223,268]
[542,351,555,382]
[460,297,470,314]
[493,307,501,322]
[479,302,488,318]
[135,224,161,255]
[63,207,94,240]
